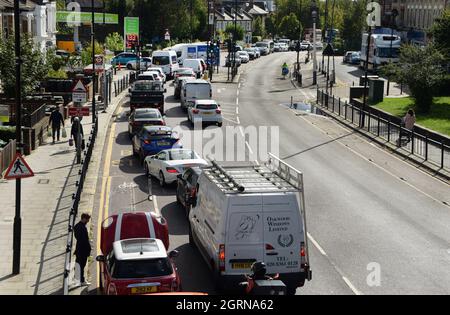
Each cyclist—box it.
[282,62,289,78]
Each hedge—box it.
[0,126,16,142]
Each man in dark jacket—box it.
[74,213,92,286]
[71,117,84,149]
[49,108,65,144]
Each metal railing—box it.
[316,89,450,171]
[62,118,98,295]
[0,139,16,175]
[113,73,136,97]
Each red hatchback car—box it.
[96,212,181,295]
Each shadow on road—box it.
[161,201,188,236]
[115,131,131,146]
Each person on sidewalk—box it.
[401,109,416,142]
[48,108,65,144]
[71,117,84,149]
[74,213,92,286]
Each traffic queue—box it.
[97,42,312,295]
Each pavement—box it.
[0,69,132,295]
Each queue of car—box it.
[97,46,311,295]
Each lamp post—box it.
[91,0,96,125]
[321,0,329,75]
[387,9,398,96]
[12,0,22,276]
[311,1,318,85]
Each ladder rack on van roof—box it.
[207,154,304,194]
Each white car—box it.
[144,149,208,186]
[187,100,222,127]
[127,57,152,70]
[147,67,167,83]
[138,71,163,83]
[279,43,289,52]
[237,51,250,63]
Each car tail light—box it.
[192,109,200,114]
[216,109,221,114]
[300,242,307,264]
[266,243,275,250]
[219,244,225,272]
[166,167,179,174]
[144,140,151,145]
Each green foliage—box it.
[429,9,450,60]
[265,14,278,38]
[341,0,366,51]
[0,36,49,98]
[46,69,68,79]
[225,24,245,41]
[278,13,302,40]
[81,41,104,66]
[253,17,265,38]
[105,32,124,52]
[0,126,15,142]
[383,44,447,114]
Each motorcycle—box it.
[239,273,287,295]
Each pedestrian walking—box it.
[74,213,92,286]
[71,117,84,149]
[48,108,65,144]
[401,109,416,142]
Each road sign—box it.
[124,17,139,50]
[72,80,87,103]
[164,31,170,41]
[323,43,335,56]
[95,54,104,70]
[3,153,34,180]
[69,106,90,117]
[72,80,87,92]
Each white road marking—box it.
[236,98,239,105]
[222,117,240,124]
[153,196,160,216]
[307,232,327,256]
[342,277,363,295]
[236,107,239,114]
[239,126,245,137]
[236,116,240,124]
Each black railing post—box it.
[351,105,354,124]
[387,119,391,143]
[338,97,341,116]
[367,112,371,132]
[332,96,335,112]
[411,132,415,154]
[425,136,428,161]
[377,115,380,137]
[344,101,347,120]
[441,142,445,169]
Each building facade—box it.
[215,7,254,43]
[0,0,57,52]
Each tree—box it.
[105,32,124,52]
[278,13,302,40]
[253,16,265,38]
[265,14,278,38]
[0,36,49,98]
[341,0,366,51]
[429,9,450,60]
[81,40,104,66]
[225,24,245,41]
[381,45,446,113]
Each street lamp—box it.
[387,9,398,96]
[311,1,318,85]
[91,0,96,125]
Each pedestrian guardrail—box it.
[113,72,137,98]
[62,118,98,295]
[316,89,450,172]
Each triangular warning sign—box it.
[3,153,34,180]
[72,80,87,92]
[323,43,335,56]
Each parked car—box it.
[144,149,208,187]
[251,47,261,58]
[132,126,182,163]
[128,108,165,137]
[254,42,270,55]
[274,43,281,52]
[349,52,361,64]
[111,52,138,66]
[176,166,202,217]
[300,41,311,51]
[126,57,152,70]
[174,76,196,100]
[279,43,289,52]
[237,51,250,63]
[187,99,222,127]
[225,55,242,67]
[244,48,256,60]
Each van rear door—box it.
[225,196,264,274]
[263,194,301,274]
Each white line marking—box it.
[236,116,240,124]
[222,117,240,124]
[236,107,239,114]
[236,98,239,105]
[342,277,363,295]
[237,89,240,97]
[153,196,160,216]
[307,232,327,256]
[239,126,245,137]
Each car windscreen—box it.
[133,82,154,91]
[152,56,170,65]
[112,258,173,278]
[196,104,217,110]
[135,111,161,119]
[169,150,196,160]
[256,43,267,48]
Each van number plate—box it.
[232,263,252,269]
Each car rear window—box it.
[169,150,196,160]
[197,104,217,110]
[152,56,170,65]
[136,111,161,119]
[133,82,153,91]
[112,258,173,278]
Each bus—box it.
[360,33,401,72]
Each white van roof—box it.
[186,79,209,85]
[205,155,303,194]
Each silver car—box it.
[187,100,222,127]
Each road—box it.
[91,51,450,295]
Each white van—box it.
[182,59,204,78]
[180,79,212,110]
[188,155,312,294]
[170,43,208,64]
[151,50,179,80]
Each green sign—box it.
[124,17,139,35]
[56,11,119,24]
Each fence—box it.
[62,118,98,295]
[316,90,450,171]
[113,72,136,98]
[0,139,16,175]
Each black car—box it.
[128,108,165,137]
[176,167,202,217]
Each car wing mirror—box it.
[168,250,179,258]
[96,255,105,262]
